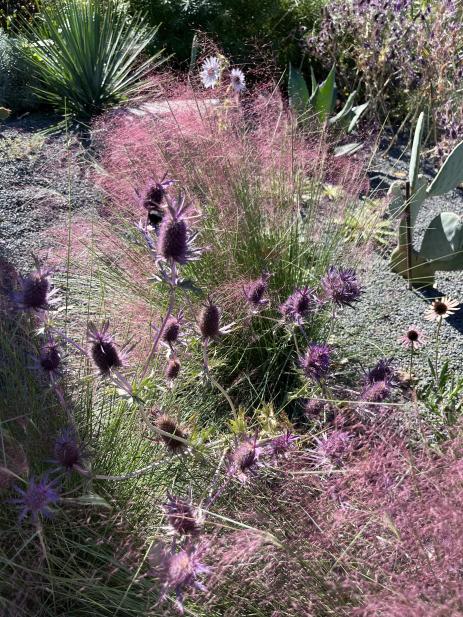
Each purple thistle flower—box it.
[53,428,82,472]
[10,475,59,522]
[14,263,58,312]
[244,272,270,309]
[361,380,391,403]
[312,430,352,469]
[39,340,61,375]
[268,431,298,457]
[87,321,123,375]
[365,358,395,384]
[149,543,208,614]
[198,301,221,340]
[157,193,202,265]
[164,494,201,536]
[321,266,363,307]
[300,344,331,382]
[280,286,319,324]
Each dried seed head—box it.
[165,357,181,381]
[198,302,220,339]
[155,414,188,453]
[228,436,261,482]
[164,494,200,535]
[162,316,181,345]
[88,322,123,375]
[244,272,270,307]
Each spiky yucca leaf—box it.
[17,0,163,118]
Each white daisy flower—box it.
[200,56,221,89]
[230,68,246,93]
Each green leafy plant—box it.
[288,63,368,155]
[388,111,463,286]
[17,0,163,118]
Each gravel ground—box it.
[337,144,463,373]
[0,114,101,272]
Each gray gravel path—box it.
[0,114,101,272]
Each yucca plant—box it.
[16,0,163,118]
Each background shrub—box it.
[127,0,326,68]
[0,29,39,112]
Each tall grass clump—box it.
[92,57,372,410]
[16,0,163,118]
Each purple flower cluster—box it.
[321,266,363,307]
[280,286,319,324]
[11,475,60,522]
[300,344,331,383]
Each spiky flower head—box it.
[39,340,61,375]
[162,315,182,346]
[200,56,221,89]
[321,266,363,307]
[53,428,82,471]
[399,326,426,349]
[269,431,298,457]
[280,286,319,324]
[87,321,123,375]
[304,398,333,421]
[198,301,221,340]
[149,543,208,615]
[228,435,261,483]
[11,475,59,522]
[244,272,270,309]
[361,380,391,403]
[312,430,351,469]
[230,68,246,93]
[15,262,57,312]
[157,194,201,265]
[365,358,394,384]
[300,344,331,382]
[424,296,459,321]
[164,494,201,536]
[166,356,181,381]
[154,414,188,454]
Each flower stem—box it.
[141,261,177,379]
[202,339,237,419]
[434,317,442,380]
